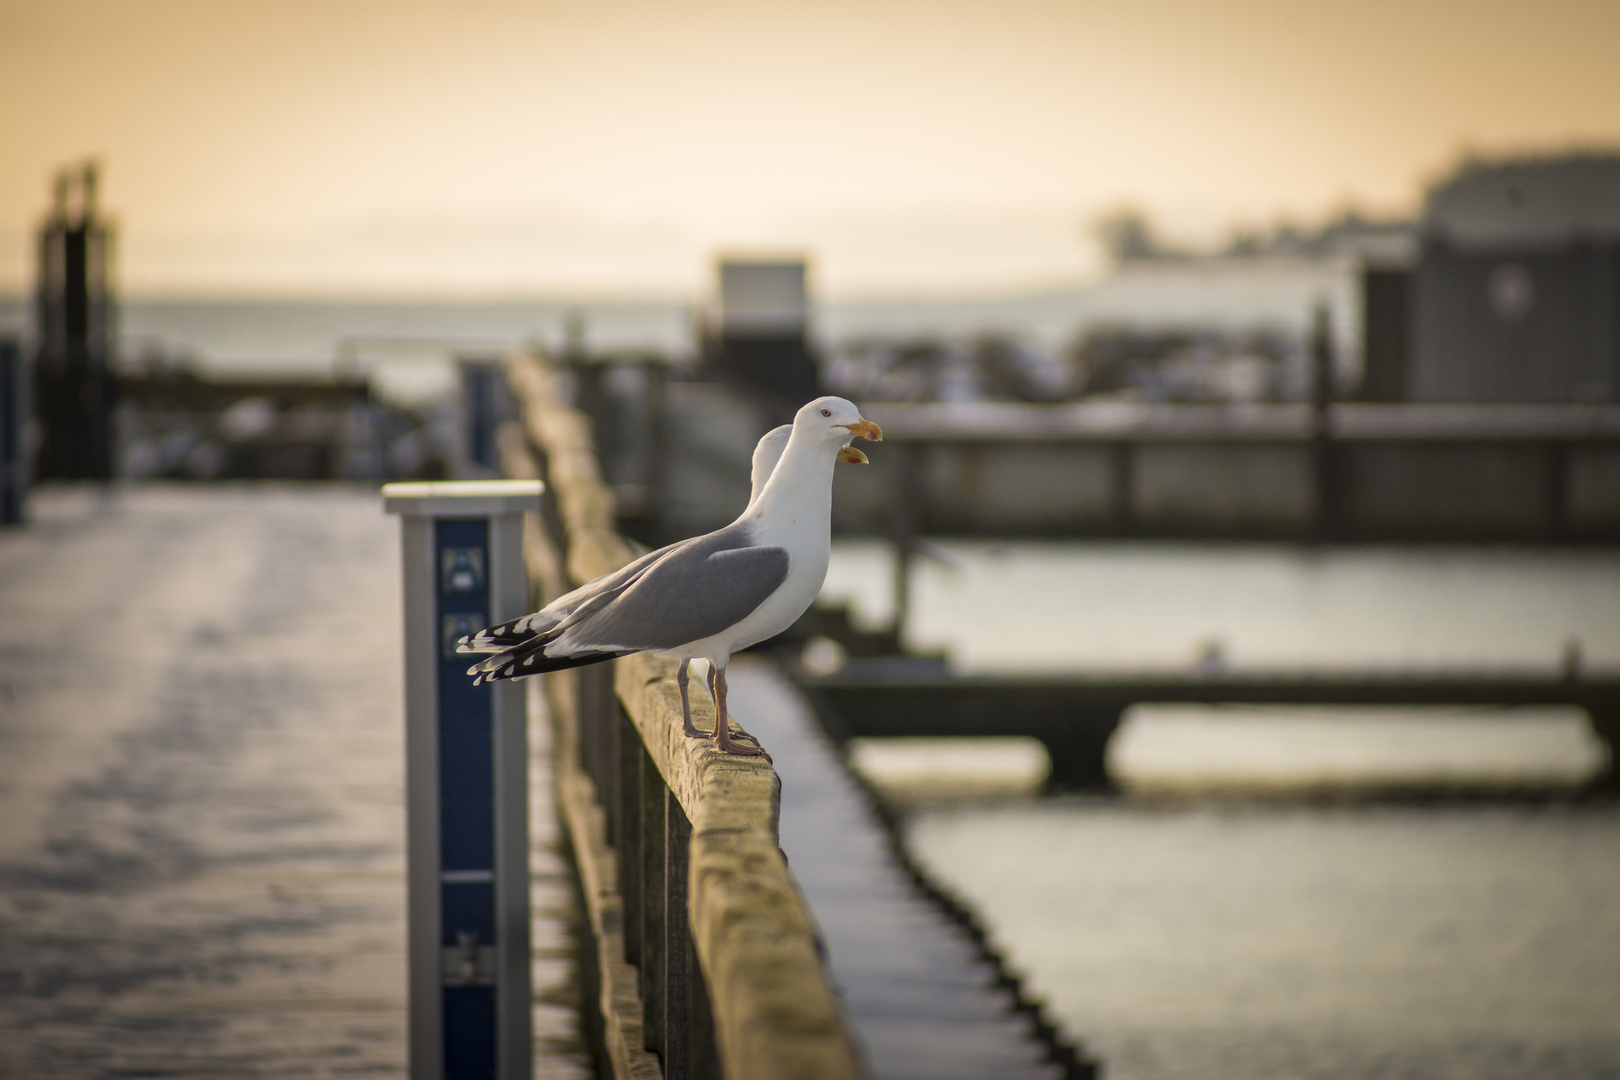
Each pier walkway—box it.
[0,484,588,1079]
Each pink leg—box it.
[678,659,705,738]
[711,666,764,758]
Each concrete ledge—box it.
[865,400,1620,443]
[543,678,663,1080]
[615,655,860,1079]
[506,348,864,1080]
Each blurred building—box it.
[1366,152,1620,404]
[705,258,821,416]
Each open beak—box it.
[837,445,869,465]
[842,418,883,442]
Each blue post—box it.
[384,480,545,1080]
[454,356,517,480]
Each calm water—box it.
[908,800,1620,1080]
[823,540,1620,1078]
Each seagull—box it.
[458,397,881,756]
[668,425,869,740]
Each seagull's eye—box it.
[820,408,832,417]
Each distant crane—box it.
[36,160,116,481]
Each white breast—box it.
[669,418,841,664]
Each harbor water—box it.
[908,798,1620,1080]
[823,539,1620,1079]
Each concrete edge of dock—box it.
[506,348,866,1080]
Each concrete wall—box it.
[593,386,1620,544]
[921,444,1117,532]
[1571,445,1620,529]
[1131,444,1312,533]
[829,427,1620,544]
[1335,442,1554,537]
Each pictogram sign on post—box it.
[383,479,544,1080]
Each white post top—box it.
[382,479,546,518]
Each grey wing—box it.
[547,542,670,610]
[459,542,672,652]
[557,544,790,652]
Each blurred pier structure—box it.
[704,258,822,417]
[555,353,1620,545]
[808,666,1620,792]
[1,335,24,523]
[112,339,520,483]
[452,354,520,479]
[837,398,1620,543]
[18,165,478,494]
[117,371,383,480]
[552,316,1620,551]
[34,162,115,482]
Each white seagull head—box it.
[794,396,883,454]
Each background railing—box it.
[499,348,865,1080]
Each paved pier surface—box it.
[0,484,588,1079]
[727,659,1063,1080]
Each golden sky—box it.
[2,0,1617,297]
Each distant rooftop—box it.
[716,258,808,334]
[1424,151,1620,246]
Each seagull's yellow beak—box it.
[843,418,883,442]
[837,445,869,465]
